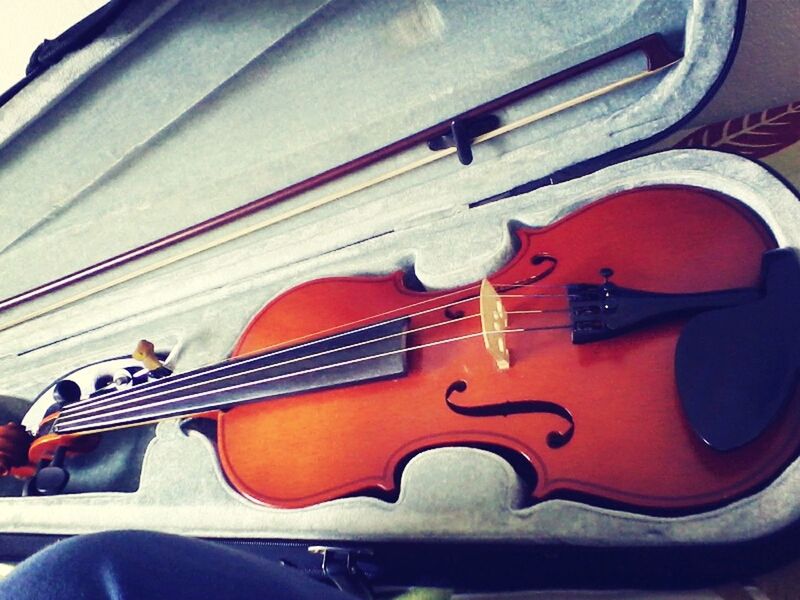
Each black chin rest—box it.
[676,248,800,451]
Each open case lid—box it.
[8,0,800,554]
[0,0,741,311]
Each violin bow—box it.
[0,34,681,334]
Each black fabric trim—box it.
[0,0,131,109]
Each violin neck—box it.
[52,318,411,435]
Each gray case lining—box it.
[2,0,799,546]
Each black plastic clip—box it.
[427,114,500,165]
[308,546,374,600]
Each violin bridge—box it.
[479,279,510,370]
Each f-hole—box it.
[494,254,558,294]
[444,379,574,449]
[446,380,468,396]
[443,254,557,319]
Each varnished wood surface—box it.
[218,187,799,511]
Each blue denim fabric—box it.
[0,530,356,599]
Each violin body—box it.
[220,186,799,510]
[15,186,800,513]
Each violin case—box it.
[1,0,800,592]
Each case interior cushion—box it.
[0,151,798,546]
[4,0,793,547]
[0,0,728,301]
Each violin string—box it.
[60,311,482,419]
[227,278,571,362]
[57,306,570,421]
[60,287,567,413]
[61,278,573,412]
[55,324,573,433]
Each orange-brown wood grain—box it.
[219,186,799,512]
[28,431,100,463]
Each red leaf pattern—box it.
[674,101,800,159]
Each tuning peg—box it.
[112,369,133,387]
[32,446,69,495]
[53,379,82,406]
[133,340,162,371]
[132,340,172,378]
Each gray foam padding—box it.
[5,0,800,547]
[0,150,798,545]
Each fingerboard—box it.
[54,317,410,434]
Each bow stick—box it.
[0,34,680,333]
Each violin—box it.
[2,186,799,513]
